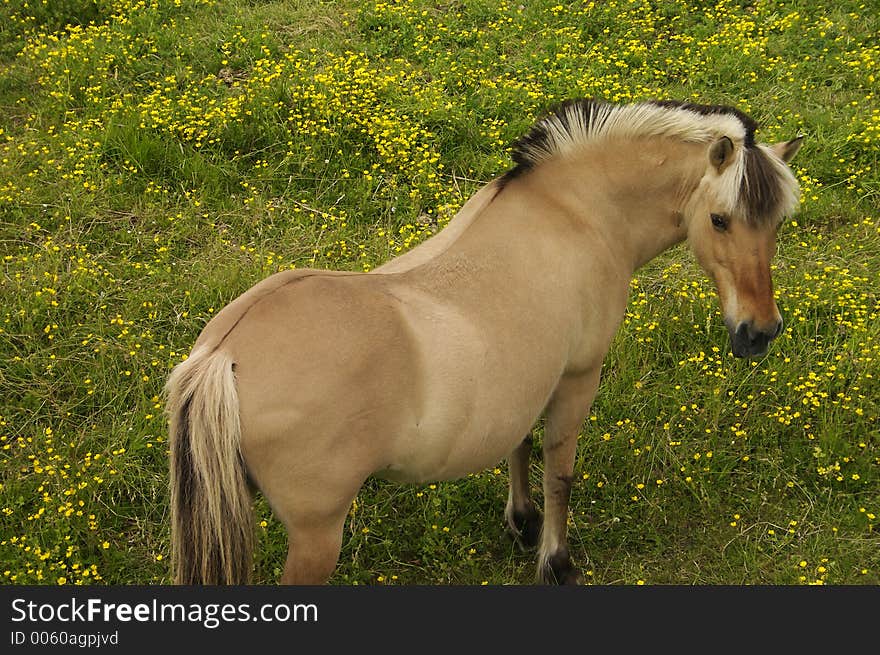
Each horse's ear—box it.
[770,135,804,163]
[709,136,734,173]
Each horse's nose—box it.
[730,318,782,358]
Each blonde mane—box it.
[502,98,800,225]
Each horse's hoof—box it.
[539,548,584,585]
[506,504,543,552]
[556,568,585,585]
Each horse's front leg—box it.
[505,434,542,550]
[537,368,601,584]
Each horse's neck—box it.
[379,137,704,292]
[516,137,705,272]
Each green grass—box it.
[0,0,877,585]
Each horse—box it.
[165,98,803,585]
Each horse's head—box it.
[686,133,803,358]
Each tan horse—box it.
[166,98,803,585]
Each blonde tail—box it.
[166,348,254,584]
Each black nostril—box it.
[739,322,762,343]
[740,324,753,344]
[772,318,784,339]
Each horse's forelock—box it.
[738,144,801,227]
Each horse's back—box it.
[192,268,354,353]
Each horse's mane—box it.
[500,98,800,226]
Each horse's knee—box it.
[538,473,573,545]
[546,473,573,504]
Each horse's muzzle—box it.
[729,319,783,358]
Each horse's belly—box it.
[440,424,538,480]
[377,374,553,483]
[377,421,534,484]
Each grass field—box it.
[0,0,877,585]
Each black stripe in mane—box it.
[501,98,609,186]
[647,99,758,147]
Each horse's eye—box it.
[710,213,728,231]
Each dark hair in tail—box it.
[165,348,254,584]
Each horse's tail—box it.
[166,347,254,584]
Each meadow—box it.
[0,0,877,585]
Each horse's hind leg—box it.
[248,450,368,585]
[505,435,542,550]
[537,368,601,585]
[281,513,348,585]
[271,473,367,585]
